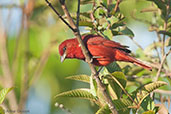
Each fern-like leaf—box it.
[113,99,132,113]
[66,75,90,83]
[55,88,96,101]
[0,87,14,104]
[144,81,167,93]
[96,105,111,114]
[136,81,167,108]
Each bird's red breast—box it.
[59,34,152,70]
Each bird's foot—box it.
[85,58,93,64]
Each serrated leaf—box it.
[144,81,167,93]
[0,87,14,104]
[113,99,132,114]
[96,99,132,114]
[106,72,127,99]
[134,81,167,108]
[55,89,96,101]
[66,75,90,83]
[96,104,111,114]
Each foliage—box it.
[0,87,14,114]
[0,0,170,114]
[54,0,171,113]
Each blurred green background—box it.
[0,0,170,114]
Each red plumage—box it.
[59,34,152,70]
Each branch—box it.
[76,0,80,27]
[113,0,121,14]
[154,89,171,95]
[45,0,76,32]
[0,20,18,110]
[155,49,171,81]
[45,0,118,113]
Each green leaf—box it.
[66,74,90,83]
[112,26,134,37]
[120,27,134,38]
[103,29,113,39]
[55,89,96,101]
[134,81,167,107]
[71,13,93,27]
[142,110,155,114]
[144,81,167,93]
[106,72,127,98]
[96,99,132,114]
[113,99,132,114]
[0,106,5,114]
[0,87,14,104]
[96,105,111,114]
[147,0,167,19]
[105,62,121,73]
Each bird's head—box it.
[58,38,78,62]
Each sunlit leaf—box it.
[106,72,127,98]
[147,0,167,19]
[113,99,132,114]
[142,110,155,114]
[0,106,5,114]
[55,88,96,101]
[144,81,167,93]
[66,74,90,83]
[134,81,167,107]
[0,87,14,104]
[105,62,121,73]
[95,104,111,114]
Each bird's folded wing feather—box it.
[87,37,131,53]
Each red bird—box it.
[59,34,152,70]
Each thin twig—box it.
[154,89,171,95]
[110,74,138,105]
[0,19,18,110]
[45,0,118,113]
[113,0,121,14]
[155,49,171,81]
[45,0,76,32]
[76,0,80,27]
[129,37,143,50]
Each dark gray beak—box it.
[60,52,67,62]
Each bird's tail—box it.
[131,58,152,71]
[115,50,152,71]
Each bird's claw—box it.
[85,58,93,64]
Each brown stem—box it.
[155,50,171,82]
[19,0,35,110]
[0,21,18,110]
[45,0,118,113]
[113,0,121,14]
[76,0,80,27]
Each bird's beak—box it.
[60,52,67,63]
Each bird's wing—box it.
[87,37,131,53]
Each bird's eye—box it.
[63,46,66,52]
